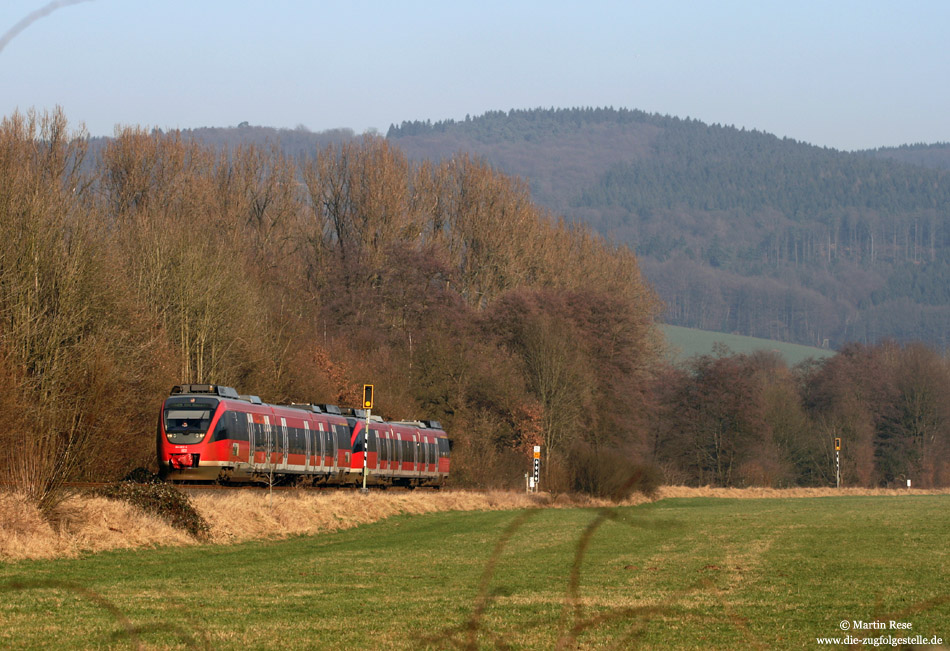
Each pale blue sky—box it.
[1,0,948,150]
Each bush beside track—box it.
[95,481,210,540]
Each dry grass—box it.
[3,485,948,561]
[655,485,950,499]
[0,490,192,561]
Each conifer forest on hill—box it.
[387,107,950,349]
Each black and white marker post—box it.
[361,384,374,494]
[835,437,841,489]
[532,445,541,492]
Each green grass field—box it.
[1,496,947,649]
[660,324,835,366]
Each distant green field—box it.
[1,496,947,649]
[661,324,835,366]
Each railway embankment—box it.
[0,488,643,560]
[2,486,947,561]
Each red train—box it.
[157,384,450,487]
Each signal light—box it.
[362,384,374,409]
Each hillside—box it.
[388,108,950,349]
[660,324,834,366]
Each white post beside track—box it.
[532,445,541,493]
[361,409,370,492]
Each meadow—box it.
[660,324,835,366]
[1,492,947,649]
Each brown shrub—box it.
[563,442,663,500]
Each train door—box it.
[246,413,255,467]
[303,421,311,471]
[333,425,353,468]
[421,435,427,474]
[332,424,343,468]
[263,417,273,467]
[384,430,393,471]
[412,433,420,476]
[373,428,383,471]
[253,418,261,468]
[251,415,272,469]
[329,427,336,469]
[396,432,403,472]
[315,423,325,471]
[280,418,289,469]
[376,429,384,471]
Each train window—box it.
[164,408,213,434]
[262,424,273,451]
[368,428,379,454]
[290,427,302,455]
[351,428,365,454]
[334,424,350,454]
[229,413,248,442]
[209,412,229,442]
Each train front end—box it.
[157,384,229,481]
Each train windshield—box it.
[163,398,218,443]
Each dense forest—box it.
[388,108,950,349]
[862,142,950,171]
[0,110,660,512]
[3,110,950,519]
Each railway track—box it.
[1,480,416,493]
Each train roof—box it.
[170,385,340,413]
[167,385,445,432]
[171,384,240,399]
[391,419,444,430]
